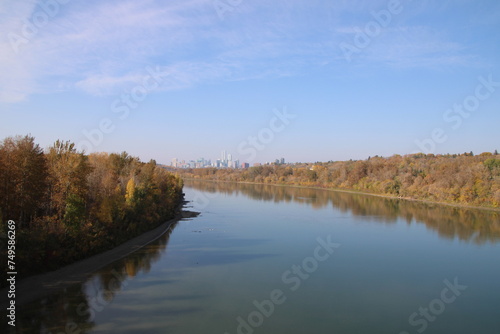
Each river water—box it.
[11,180,500,333]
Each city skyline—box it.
[171,150,287,168]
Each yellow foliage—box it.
[125,178,136,204]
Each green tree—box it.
[63,193,86,229]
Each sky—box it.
[1,0,499,165]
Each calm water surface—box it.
[13,181,500,333]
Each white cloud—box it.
[75,73,145,96]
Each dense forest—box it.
[178,152,500,208]
[0,135,183,281]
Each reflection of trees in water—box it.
[14,283,93,334]
[14,222,178,333]
[186,180,500,244]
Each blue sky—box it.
[1,0,499,164]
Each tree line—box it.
[0,135,183,281]
[178,152,500,208]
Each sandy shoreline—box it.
[1,205,200,308]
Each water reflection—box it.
[185,180,500,244]
[13,222,179,334]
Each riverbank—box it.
[183,178,500,213]
[177,154,500,209]
[0,203,199,308]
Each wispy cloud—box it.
[335,25,475,68]
[0,0,39,102]
[0,0,219,101]
[0,0,489,103]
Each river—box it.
[10,180,500,333]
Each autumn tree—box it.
[45,140,91,227]
[0,135,48,226]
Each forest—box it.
[0,135,183,282]
[178,152,500,209]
